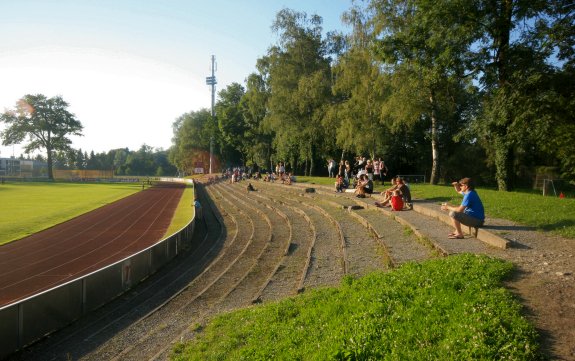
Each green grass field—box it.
[172,254,541,360]
[298,176,575,239]
[0,182,142,245]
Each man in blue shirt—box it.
[441,177,485,239]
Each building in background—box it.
[0,157,48,178]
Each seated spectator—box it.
[376,177,399,206]
[441,177,485,239]
[335,174,345,192]
[396,177,412,208]
[355,174,373,197]
[390,190,404,211]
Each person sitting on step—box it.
[440,177,485,239]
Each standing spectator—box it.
[344,160,351,184]
[365,159,374,181]
[373,158,381,182]
[380,161,388,185]
[338,160,345,178]
[352,156,364,176]
[327,158,336,178]
[278,162,285,179]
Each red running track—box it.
[0,182,185,307]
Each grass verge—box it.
[163,182,195,237]
[171,254,541,360]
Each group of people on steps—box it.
[329,157,485,239]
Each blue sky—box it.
[0,0,351,157]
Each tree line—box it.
[2,1,573,190]
[0,94,175,178]
[10,145,176,177]
[170,1,574,191]
[50,145,176,176]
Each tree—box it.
[466,0,551,190]
[330,7,390,160]
[241,66,274,170]
[169,109,214,175]
[265,9,333,175]
[0,94,83,179]
[216,83,248,165]
[366,0,478,184]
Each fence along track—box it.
[79,184,243,360]
[48,182,245,361]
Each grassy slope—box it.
[172,255,541,360]
[0,182,141,245]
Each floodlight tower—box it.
[206,55,217,174]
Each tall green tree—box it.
[0,94,83,179]
[241,63,274,170]
[529,0,575,181]
[169,109,214,175]
[330,7,390,160]
[216,82,247,165]
[265,9,333,175]
[468,0,550,190]
[367,0,477,184]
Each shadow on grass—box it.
[541,219,575,232]
[485,224,537,232]
[414,197,453,203]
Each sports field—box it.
[0,182,142,245]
